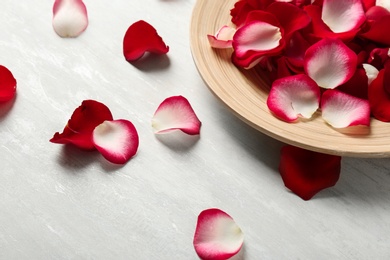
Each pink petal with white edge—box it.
[267,74,320,122]
[52,0,88,37]
[304,38,357,89]
[322,0,365,33]
[207,26,236,49]
[193,208,244,260]
[321,90,370,128]
[152,96,201,135]
[362,63,379,85]
[92,120,139,164]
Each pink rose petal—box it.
[52,0,88,38]
[123,20,169,62]
[267,74,320,122]
[304,38,357,89]
[92,120,139,164]
[321,89,370,128]
[193,208,244,260]
[207,26,236,49]
[152,96,201,135]
[0,65,17,102]
[321,0,365,33]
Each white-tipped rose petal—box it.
[152,96,201,135]
[193,208,244,260]
[52,0,88,37]
[207,26,236,49]
[92,120,139,164]
[321,89,370,128]
[362,63,379,85]
[322,0,365,33]
[234,21,282,56]
[304,38,357,89]
[267,74,320,122]
[376,0,390,12]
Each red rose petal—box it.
[193,208,244,260]
[368,69,390,122]
[92,119,139,164]
[50,100,113,150]
[0,65,17,102]
[123,20,169,62]
[279,145,341,200]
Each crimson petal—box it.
[123,20,169,62]
[279,145,341,200]
[0,65,17,102]
[50,100,113,150]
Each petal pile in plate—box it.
[209,0,390,127]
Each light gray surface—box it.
[1,0,390,259]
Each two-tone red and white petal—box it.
[0,65,17,102]
[52,0,88,38]
[321,0,365,34]
[321,89,370,128]
[267,74,320,122]
[193,208,244,260]
[304,38,357,89]
[92,120,139,164]
[123,20,169,62]
[207,26,236,49]
[152,96,201,135]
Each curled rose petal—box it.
[152,96,201,135]
[267,74,320,122]
[52,0,88,38]
[207,26,236,49]
[279,145,341,200]
[321,0,365,33]
[321,89,370,128]
[0,65,17,102]
[92,120,139,164]
[193,208,244,260]
[50,100,113,150]
[304,38,357,89]
[123,20,169,62]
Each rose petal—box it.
[321,89,370,128]
[267,74,320,122]
[368,69,390,122]
[304,38,357,89]
[123,20,169,62]
[363,63,379,85]
[336,67,369,100]
[193,208,244,260]
[50,100,113,150]
[279,145,341,200]
[0,65,17,102]
[152,96,201,135]
[92,120,139,164]
[321,0,365,33]
[52,0,88,38]
[360,15,390,45]
[376,0,390,12]
[207,26,236,49]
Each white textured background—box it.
[1,0,390,259]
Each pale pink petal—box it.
[321,0,365,33]
[321,89,370,128]
[362,63,379,85]
[304,38,357,89]
[193,208,244,260]
[152,96,201,135]
[267,74,320,122]
[376,0,390,12]
[92,120,139,164]
[52,0,88,38]
[207,26,236,49]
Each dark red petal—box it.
[0,65,17,102]
[50,100,113,149]
[337,67,368,100]
[279,145,341,200]
[360,15,390,46]
[369,69,390,122]
[123,20,169,62]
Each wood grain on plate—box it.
[190,0,390,158]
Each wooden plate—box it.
[190,0,390,158]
